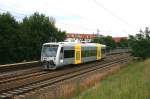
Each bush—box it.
[129,27,150,59]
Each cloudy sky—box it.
[0,0,150,37]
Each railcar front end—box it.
[41,44,59,70]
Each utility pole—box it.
[97,28,101,37]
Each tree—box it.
[0,12,66,64]
[129,27,150,59]
[91,35,105,44]
[0,12,20,64]
[104,36,116,50]
[92,35,116,50]
[117,38,129,48]
[20,12,66,60]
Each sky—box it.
[0,0,150,37]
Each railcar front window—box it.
[42,45,58,57]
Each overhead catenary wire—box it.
[0,2,136,33]
[0,1,101,33]
[0,3,100,32]
[0,7,96,33]
[0,8,27,20]
[0,8,25,16]
[92,0,135,28]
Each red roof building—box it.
[66,33,96,42]
[66,33,128,43]
[112,37,128,43]
[66,33,96,39]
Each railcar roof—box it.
[43,42,106,47]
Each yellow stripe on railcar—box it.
[74,44,81,64]
[96,44,101,60]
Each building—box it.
[65,33,127,43]
[65,33,96,42]
[112,37,128,43]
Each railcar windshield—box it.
[42,45,58,57]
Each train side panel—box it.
[56,45,75,67]
[63,46,74,65]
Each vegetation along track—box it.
[0,53,131,98]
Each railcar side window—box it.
[81,47,97,57]
[102,48,106,54]
[64,50,74,58]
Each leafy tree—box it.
[0,12,66,64]
[20,12,66,60]
[104,36,116,50]
[117,38,129,48]
[92,35,116,50]
[129,27,150,59]
[55,29,66,42]
[0,12,20,64]
[91,35,105,44]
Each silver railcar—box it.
[41,42,106,70]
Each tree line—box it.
[129,27,150,59]
[0,11,149,64]
[0,12,66,64]
[91,35,128,51]
[92,27,150,59]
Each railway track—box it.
[0,53,131,98]
[0,52,126,80]
[0,67,43,80]
[0,61,41,73]
[0,53,125,81]
[0,53,127,85]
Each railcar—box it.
[41,42,106,70]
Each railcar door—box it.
[60,47,64,63]
[74,44,81,64]
[101,46,106,58]
[96,44,101,60]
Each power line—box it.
[0,8,27,20]
[0,8,26,16]
[0,4,98,25]
[0,7,96,32]
[93,0,134,27]
[57,22,96,32]
[0,4,102,32]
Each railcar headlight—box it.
[43,57,45,60]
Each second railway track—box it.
[0,53,126,83]
[0,53,131,98]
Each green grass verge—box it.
[73,59,150,99]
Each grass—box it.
[73,59,150,99]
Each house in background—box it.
[65,33,96,42]
[65,33,127,43]
[113,37,128,43]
